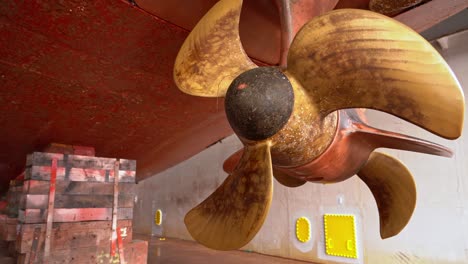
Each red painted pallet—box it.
[16,220,133,254]
[17,239,148,264]
[0,214,5,238]
[26,152,136,171]
[18,208,133,224]
[5,183,23,218]
[0,215,18,242]
[25,165,136,183]
[0,240,16,263]
[24,151,136,185]
[43,143,95,156]
[12,149,144,263]
[20,193,134,209]
[22,180,136,196]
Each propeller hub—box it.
[225,67,294,141]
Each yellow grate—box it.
[323,214,358,259]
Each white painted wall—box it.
[133,31,468,264]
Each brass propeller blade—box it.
[356,125,453,157]
[174,0,256,97]
[223,149,306,188]
[369,0,425,16]
[287,9,464,139]
[357,151,416,238]
[347,110,453,157]
[185,141,273,250]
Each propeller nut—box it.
[225,67,294,141]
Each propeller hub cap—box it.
[225,67,294,141]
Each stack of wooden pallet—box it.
[8,145,147,263]
[0,214,18,254]
[0,178,23,259]
[5,179,23,219]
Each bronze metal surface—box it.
[357,152,417,239]
[277,109,452,182]
[222,149,306,187]
[287,9,465,140]
[184,141,273,250]
[174,0,465,250]
[275,0,339,66]
[173,0,256,97]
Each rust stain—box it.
[237,83,248,90]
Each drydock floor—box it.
[140,235,315,264]
[0,236,317,264]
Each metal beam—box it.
[395,0,468,33]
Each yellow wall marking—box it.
[155,209,163,226]
[295,217,311,243]
[323,214,358,259]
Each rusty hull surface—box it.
[135,0,283,65]
[0,0,233,191]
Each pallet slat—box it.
[2,224,17,241]
[16,220,132,254]
[25,166,135,183]
[0,216,18,242]
[18,240,147,264]
[20,194,134,209]
[6,186,22,218]
[26,152,136,171]
[19,208,133,224]
[22,180,136,195]
[43,143,95,156]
